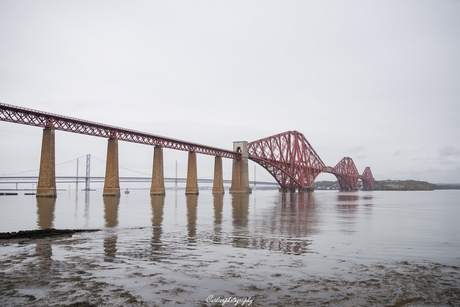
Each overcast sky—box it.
[1,0,459,185]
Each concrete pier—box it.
[230,141,252,194]
[185,151,199,195]
[103,138,120,196]
[36,127,57,197]
[150,146,166,195]
[212,156,225,194]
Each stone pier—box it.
[230,141,252,194]
[185,151,199,195]
[212,156,225,194]
[150,146,165,195]
[103,138,120,196]
[36,127,57,197]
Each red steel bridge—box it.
[248,131,374,191]
[0,102,374,192]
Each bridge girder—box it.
[0,103,240,159]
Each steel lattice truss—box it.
[331,157,360,190]
[0,103,240,159]
[248,131,375,190]
[247,131,326,189]
[1,103,375,189]
[361,167,375,190]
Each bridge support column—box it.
[212,156,225,194]
[185,151,199,195]
[230,141,252,194]
[36,127,57,197]
[103,138,120,196]
[150,146,165,195]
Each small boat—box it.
[124,188,130,194]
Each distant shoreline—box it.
[2,180,459,193]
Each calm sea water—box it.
[1,189,459,264]
[0,190,460,262]
[1,189,460,306]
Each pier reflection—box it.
[103,196,119,262]
[277,192,320,237]
[231,193,250,248]
[150,195,165,251]
[363,194,374,215]
[225,192,318,255]
[263,192,317,254]
[35,197,56,265]
[36,197,56,229]
[186,194,198,246]
[337,194,359,202]
[336,193,359,233]
[213,194,224,244]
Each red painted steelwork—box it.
[247,131,326,189]
[0,103,240,159]
[329,157,360,190]
[1,103,375,189]
[248,131,374,190]
[361,167,375,190]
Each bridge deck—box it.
[0,103,240,159]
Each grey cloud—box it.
[349,146,366,153]
[439,145,460,157]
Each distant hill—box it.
[313,181,341,190]
[374,180,436,190]
[431,183,460,190]
[313,180,460,191]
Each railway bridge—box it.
[0,103,374,197]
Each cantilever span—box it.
[247,131,374,191]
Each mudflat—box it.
[1,228,459,307]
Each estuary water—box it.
[1,189,460,306]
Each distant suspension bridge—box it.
[0,154,277,190]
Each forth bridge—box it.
[0,102,374,197]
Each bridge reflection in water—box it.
[103,196,119,262]
[151,195,164,252]
[29,190,373,264]
[35,197,56,272]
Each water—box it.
[1,189,460,306]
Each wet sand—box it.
[1,228,459,307]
